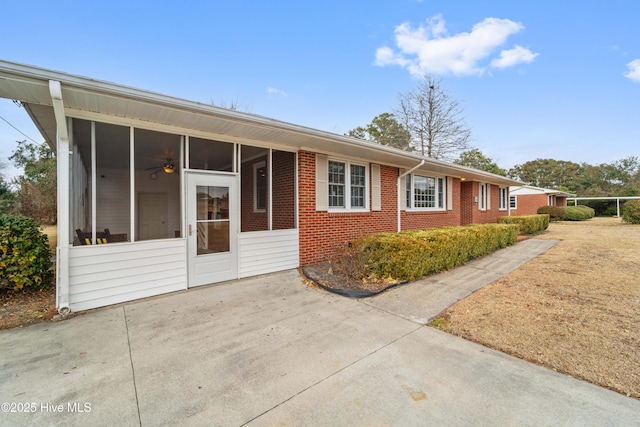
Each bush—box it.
[564,205,595,221]
[354,224,518,281]
[537,205,565,221]
[622,200,640,224]
[497,214,549,235]
[0,214,53,290]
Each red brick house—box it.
[0,60,521,313]
[508,185,575,215]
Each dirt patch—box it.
[0,285,57,330]
[303,262,398,293]
[435,217,640,399]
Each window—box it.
[328,161,345,208]
[499,187,507,210]
[479,183,487,210]
[548,195,554,206]
[350,165,366,208]
[405,173,446,210]
[509,195,517,209]
[254,161,267,212]
[328,160,368,210]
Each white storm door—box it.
[187,173,238,287]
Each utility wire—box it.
[0,114,40,144]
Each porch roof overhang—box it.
[509,185,576,197]
[0,59,521,187]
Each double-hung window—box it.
[328,160,368,210]
[499,187,507,210]
[479,183,487,210]
[406,173,446,210]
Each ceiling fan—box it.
[146,158,176,180]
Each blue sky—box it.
[1,0,639,179]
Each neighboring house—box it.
[508,185,575,215]
[0,60,521,313]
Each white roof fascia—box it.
[0,59,522,187]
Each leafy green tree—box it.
[455,149,506,176]
[9,140,56,224]
[508,159,582,190]
[0,166,17,214]
[395,74,471,160]
[347,113,412,150]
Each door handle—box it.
[189,224,192,236]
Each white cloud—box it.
[624,59,640,82]
[375,15,538,76]
[266,86,288,97]
[491,45,539,69]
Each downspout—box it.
[50,80,71,316]
[397,160,425,232]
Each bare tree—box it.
[395,74,471,160]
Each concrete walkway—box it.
[1,239,639,426]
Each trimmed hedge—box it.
[564,205,595,221]
[536,205,595,221]
[0,214,53,290]
[497,214,549,235]
[537,205,565,221]
[622,200,640,224]
[354,224,518,281]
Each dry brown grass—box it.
[436,217,640,399]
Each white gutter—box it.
[397,160,425,232]
[50,80,71,316]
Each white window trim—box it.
[509,195,518,210]
[479,183,487,211]
[405,173,447,212]
[499,187,508,211]
[327,158,370,212]
[253,161,267,213]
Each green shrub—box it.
[0,214,53,290]
[537,205,565,221]
[355,224,518,281]
[564,205,595,221]
[622,200,640,224]
[497,214,549,235]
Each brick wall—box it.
[511,194,548,215]
[298,151,397,265]
[299,151,472,265]
[460,182,504,224]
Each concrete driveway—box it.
[2,241,639,426]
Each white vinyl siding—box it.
[68,240,187,311]
[239,229,299,277]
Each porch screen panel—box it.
[134,129,182,241]
[96,122,130,242]
[189,137,234,172]
[272,151,296,230]
[240,145,269,232]
[70,118,92,246]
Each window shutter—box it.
[315,154,328,211]
[399,170,407,210]
[447,177,453,211]
[371,164,381,211]
[487,184,491,210]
